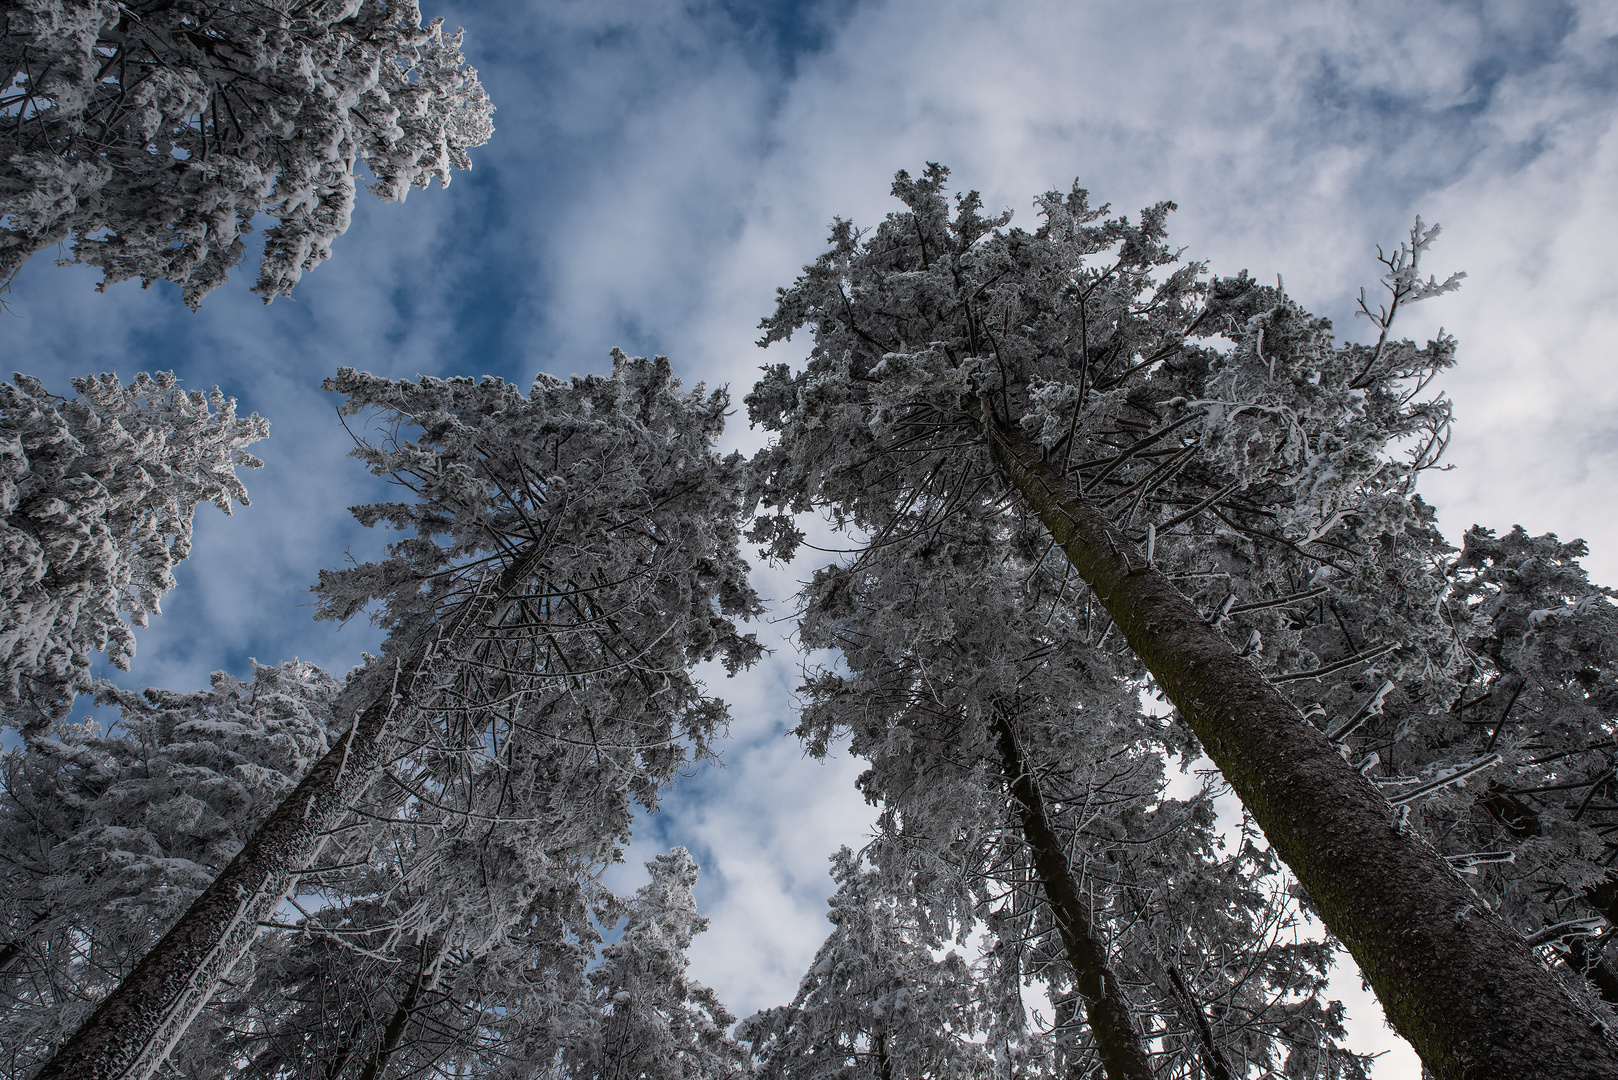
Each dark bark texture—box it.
[986,420,1618,1080]
[991,712,1155,1080]
[1163,963,1235,1080]
[36,551,537,1080]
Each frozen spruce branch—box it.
[1350,218,1466,389]
[0,371,266,735]
[0,0,494,307]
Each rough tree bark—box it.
[36,548,541,1080]
[984,418,1618,1080]
[990,712,1155,1080]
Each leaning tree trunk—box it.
[36,548,541,1080]
[990,713,1154,1080]
[983,418,1618,1080]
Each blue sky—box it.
[7,1,1618,1074]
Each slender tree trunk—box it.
[37,548,541,1080]
[1162,962,1234,1080]
[354,969,425,1080]
[990,712,1155,1080]
[983,418,1618,1080]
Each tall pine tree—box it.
[41,354,761,1080]
[746,165,1618,1077]
[0,660,336,1077]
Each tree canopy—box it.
[1,0,494,307]
[7,160,1618,1080]
[0,371,265,735]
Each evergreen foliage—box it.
[0,660,336,1076]
[741,848,995,1080]
[31,353,762,1080]
[745,164,1617,1077]
[778,508,1369,1078]
[10,156,1618,1080]
[0,371,265,734]
[0,0,494,306]
[572,848,751,1080]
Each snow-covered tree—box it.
[0,659,336,1078]
[209,647,704,1079]
[788,517,1368,1080]
[746,165,1615,1078]
[208,868,603,1080]
[741,848,994,1080]
[40,352,761,1080]
[569,848,750,1080]
[0,370,266,735]
[0,0,494,308]
[791,532,1153,1080]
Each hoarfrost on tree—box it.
[0,0,495,307]
[1339,524,1618,1013]
[780,505,1368,1079]
[0,371,266,735]
[0,660,337,1077]
[36,352,762,1079]
[741,848,995,1080]
[204,829,606,1079]
[744,164,1618,1077]
[571,848,751,1080]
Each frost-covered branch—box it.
[0,0,494,306]
[1,371,266,735]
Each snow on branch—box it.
[1385,753,1503,807]
[1,0,495,306]
[1,371,266,734]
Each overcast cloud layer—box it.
[6,2,1617,1075]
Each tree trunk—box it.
[1162,961,1234,1080]
[984,418,1618,1080]
[354,969,425,1080]
[990,712,1155,1080]
[37,548,541,1080]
